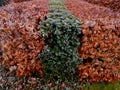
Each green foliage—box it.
[84,81,120,90]
[0,0,7,6]
[49,5,66,12]
[39,12,82,84]
[49,1,65,6]
[48,0,69,13]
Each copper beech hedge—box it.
[83,0,120,12]
[78,60,120,83]
[0,0,48,76]
[66,0,120,83]
[13,0,30,3]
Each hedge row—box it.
[83,0,120,12]
[66,0,120,83]
[39,0,83,86]
[0,0,48,77]
[0,0,31,6]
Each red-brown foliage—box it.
[80,18,120,61]
[66,0,120,83]
[83,0,120,12]
[78,60,120,83]
[14,0,30,3]
[0,0,48,76]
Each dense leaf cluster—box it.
[84,0,120,12]
[13,0,30,3]
[66,0,120,83]
[39,0,82,84]
[0,0,48,76]
[0,0,7,6]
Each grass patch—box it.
[84,81,120,90]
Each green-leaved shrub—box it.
[49,0,67,13]
[39,12,82,84]
[0,0,7,6]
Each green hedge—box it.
[39,0,83,85]
[0,0,7,6]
